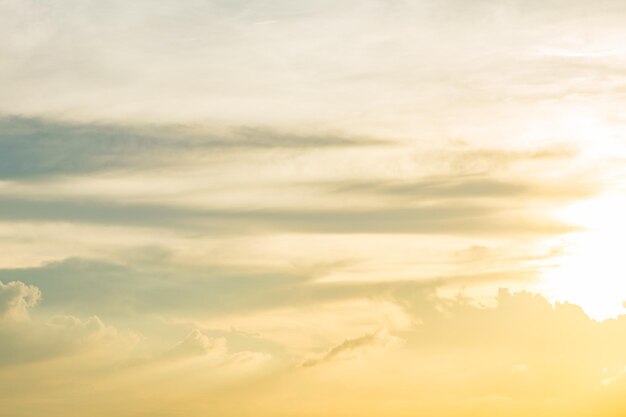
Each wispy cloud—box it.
[311,175,594,202]
[0,196,575,235]
[301,329,400,368]
[0,257,534,320]
[0,117,390,180]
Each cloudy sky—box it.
[3,1,626,416]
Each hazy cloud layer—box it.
[3,0,626,415]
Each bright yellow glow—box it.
[542,194,626,320]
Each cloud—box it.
[160,329,227,362]
[2,0,625,130]
[0,196,574,236]
[314,175,593,202]
[322,177,529,198]
[0,312,133,367]
[0,257,532,321]
[302,328,401,367]
[0,279,136,366]
[0,116,390,180]
[5,272,626,416]
[206,290,626,417]
[0,280,41,320]
[2,0,626,415]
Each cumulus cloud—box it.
[4,277,626,416]
[0,280,41,320]
[161,329,227,362]
[191,290,626,417]
[0,280,136,367]
[47,314,125,346]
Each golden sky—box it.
[2,1,626,416]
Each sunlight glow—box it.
[541,194,626,320]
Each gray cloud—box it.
[0,196,574,236]
[0,116,390,180]
[425,145,579,174]
[0,257,531,320]
[301,329,398,368]
[314,176,593,202]
[323,177,527,198]
[0,258,388,318]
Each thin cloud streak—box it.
[0,196,576,236]
[0,116,391,180]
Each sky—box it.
[2,0,626,416]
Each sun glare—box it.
[541,194,626,320]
